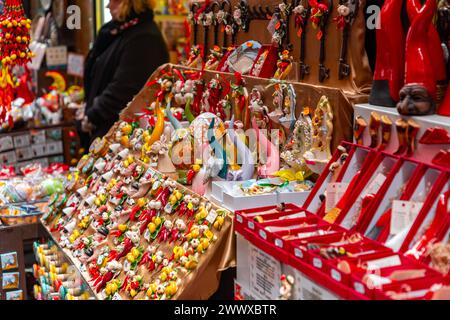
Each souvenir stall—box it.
[1,0,450,301]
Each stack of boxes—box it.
[0,128,65,171]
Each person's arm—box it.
[86,33,169,126]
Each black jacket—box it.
[83,10,169,142]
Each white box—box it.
[248,242,282,300]
[0,151,17,165]
[234,279,264,300]
[277,190,311,207]
[293,270,341,300]
[236,233,252,291]
[32,144,46,157]
[222,191,278,211]
[45,141,63,155]
[31,130,46,145]
[0,136,14,152]
[13,134,31,148]
[15,147,34,161]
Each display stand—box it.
[0,223,44,300]
[354,104,450,165]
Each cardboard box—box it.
[13,134,31,148]
[0,136,14,152]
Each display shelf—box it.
[0,122,75,138]
[39,225,100,300]
[0,222,43,300]
[354,104,450,165]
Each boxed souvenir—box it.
[348,253,444,299]
[249,45,278,78]
[32,144,47,158]
[13,133,31,148]
[15,147,34,161]
[31,130,47,145]
[0,151,17,165]
[0,136,14,152]
[374,277,450,300]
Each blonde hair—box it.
[117,0,156,22]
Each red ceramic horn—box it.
[406,0,446,82]
[397,0,438,116]
[404,0,437,97]
[369,0,405,107]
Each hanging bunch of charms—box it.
[0,0,32,128]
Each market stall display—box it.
[1,0,450,302]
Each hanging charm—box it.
[217,0,233,48]
[294,0,311,79]
[334,0,359,79]
[0,0,33,129]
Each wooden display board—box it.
[190,0,373,99]
[121,63,355,151]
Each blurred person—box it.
[77,0,169,150]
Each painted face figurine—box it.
[397,84,436,116]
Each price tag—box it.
[248,221,255,230]
[313,258,323,269]
[275,239,283,248]
[236,215,243,223]
[391,201,423,235]
[391,200,411,235]
[354,282,365,294]
[67,52,85,77]
[206,210,218,225]
[112,293,122,300]
[259,230,267,240]
[331,269,341,282]
[144,229,151,242]
[164,203,173,214]
[46,46,68,67]
[267,15,280,36]
[325,183,349,212]
[294,248,303,258]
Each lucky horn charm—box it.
[406,0,446,83]
[191,142,211,195]
[369,0,405,107]
[145,99,165,147]
[397,0,437,116]
[226,116,255,181]
[252,117,279,178]
[405,190,450,260]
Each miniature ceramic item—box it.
[303,95,334,174]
